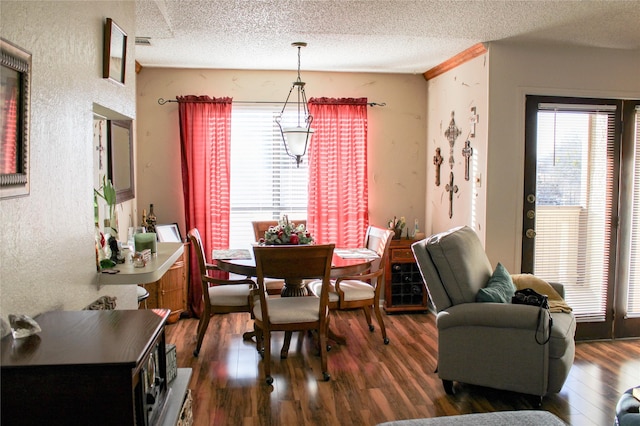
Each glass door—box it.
[523,96,639,340]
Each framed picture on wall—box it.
[0,38,31,199]
[103,18,127,85]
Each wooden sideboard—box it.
[144,242,189,323]
[383,238,429,313]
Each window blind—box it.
[627,105,640,318]
[533,104,616,322]
[229,104,308,247]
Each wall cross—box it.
[469,106,479,138]
[95,120,104,170]
[444,111,461,169]
[462,139,473,181]
[445,172,458,219]
[433,147,443,186]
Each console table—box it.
[98,242,184,286]
[99,242,189,322]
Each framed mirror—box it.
[1,38,31,199]
[102,18,127,85]
[107,120,134,203]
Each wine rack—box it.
[384,238,429,313]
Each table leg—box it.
[328,328,346,346]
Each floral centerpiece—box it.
[388,216,406,239]
[261,215,314,245]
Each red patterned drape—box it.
[307,98,369,247]
[178,95,232,318]
[1,86,18,174]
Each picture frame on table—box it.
[103,18,127,85]
[0,38,31,199]
[156,223,183,243]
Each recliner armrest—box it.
[437,302,546,331]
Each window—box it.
[229,104,308,247]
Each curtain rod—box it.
[157,97,386,107]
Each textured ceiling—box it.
[134,0,640,74]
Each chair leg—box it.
[373,303,389,344]
[263,329,273,385]
[254,324,264,357]
[319,324,330,381]
[193,313,211,357]
[281,331,293,359]
[363,306,374,331]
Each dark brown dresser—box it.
[0,309,186,426]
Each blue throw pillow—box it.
[476,263,516,303]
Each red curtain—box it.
[307,98,369,247]
[1,87,18,174]
[178,95,232,317]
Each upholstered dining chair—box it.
[251,220,307,295]
[411,226,576,401]
[251,244,335,385]
[309,226,395,345]
[187,228,256,357]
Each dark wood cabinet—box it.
[384,238,429,313]
[1,309,172,426]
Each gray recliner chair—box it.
[411,226,576,400]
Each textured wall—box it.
[135,68,428,238]
[485,42,640,272]
[425,54,489,242]
[0,1,138,325]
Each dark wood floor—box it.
[165,309,640,426]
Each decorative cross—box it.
[433,147,443,186]
[95,120,104,170]
[469,106,479,138]
[444,111,461,169]
[462,139,473,181]
[445,172,458,219]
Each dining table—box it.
[215,249,375,297]
[213,247,378,349]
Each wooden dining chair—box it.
[251,243,335,385]
[187,228,256,357]
[309,226,395,345]
[251,219,307,295]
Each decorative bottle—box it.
[146,204,157,233]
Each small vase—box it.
[393,227,403,239]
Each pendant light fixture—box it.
[275,42,314,167]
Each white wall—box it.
[0,1,138,325]
[135,68,428,238]
[425,53,489,243]
[485,42,640,272]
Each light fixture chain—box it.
[297,45,302,82]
